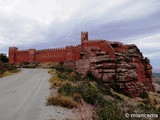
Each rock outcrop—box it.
[75,40,154,97]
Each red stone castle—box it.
[9,32,154,97]
[9,32,115,64]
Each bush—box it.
[74,71,82,80]
[140,91,149,99]
[93,101,127,120]
[49,75,64,89]
[0,54,8,63]
[4,63,17,71]
[57,72,68,80]
[52,65,73,73]
[69,71,82,81]
[77,82,104,105]
[58,83,77,95]
[72,93,82,103]
[47,95,77,109]
[51,80,64,88]
[0,63,18,75]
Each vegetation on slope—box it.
[47,64,160,120]
[0,53,19,77]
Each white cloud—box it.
[144,52,160,59]
[126,32,160,50]
[0,0,159,55]
[125,32,160,60]
[0,0,159,25]
[115,0,160,21]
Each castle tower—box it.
[29,49,36,63]
[9,47,18,64]
[81,32,88,44]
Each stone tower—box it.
[81,32,88,44]
[9,47,18,64]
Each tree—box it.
[0,53,9,63]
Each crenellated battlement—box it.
[18,50,29,52]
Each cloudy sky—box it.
[0,0,160,71]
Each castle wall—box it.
[9,45,82,64]
[16,51,29,63]
[35,49,66,62]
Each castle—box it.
[9,32,115,64]
[9,32,154,97]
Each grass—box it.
[49,75,63,88]
[47,94,78,109]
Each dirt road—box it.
[0,69,54,120]
[0,69,94,120]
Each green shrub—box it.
[4,64,17,71]
[58,83,77,95]
[0,63,18,75]
[52,65,73,73]
[74,71,82,80]
[50,80,64,88]
[57,72,68,80]
[77,82,104,105]
[93,100,127,120]
[69,71,82,81]
[0,53,8,63]
[140,91,149,99]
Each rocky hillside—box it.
[47,65,160,120]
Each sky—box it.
[0,0,160,72]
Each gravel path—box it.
[0,69,93,120]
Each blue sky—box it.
[0,0,160,72]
